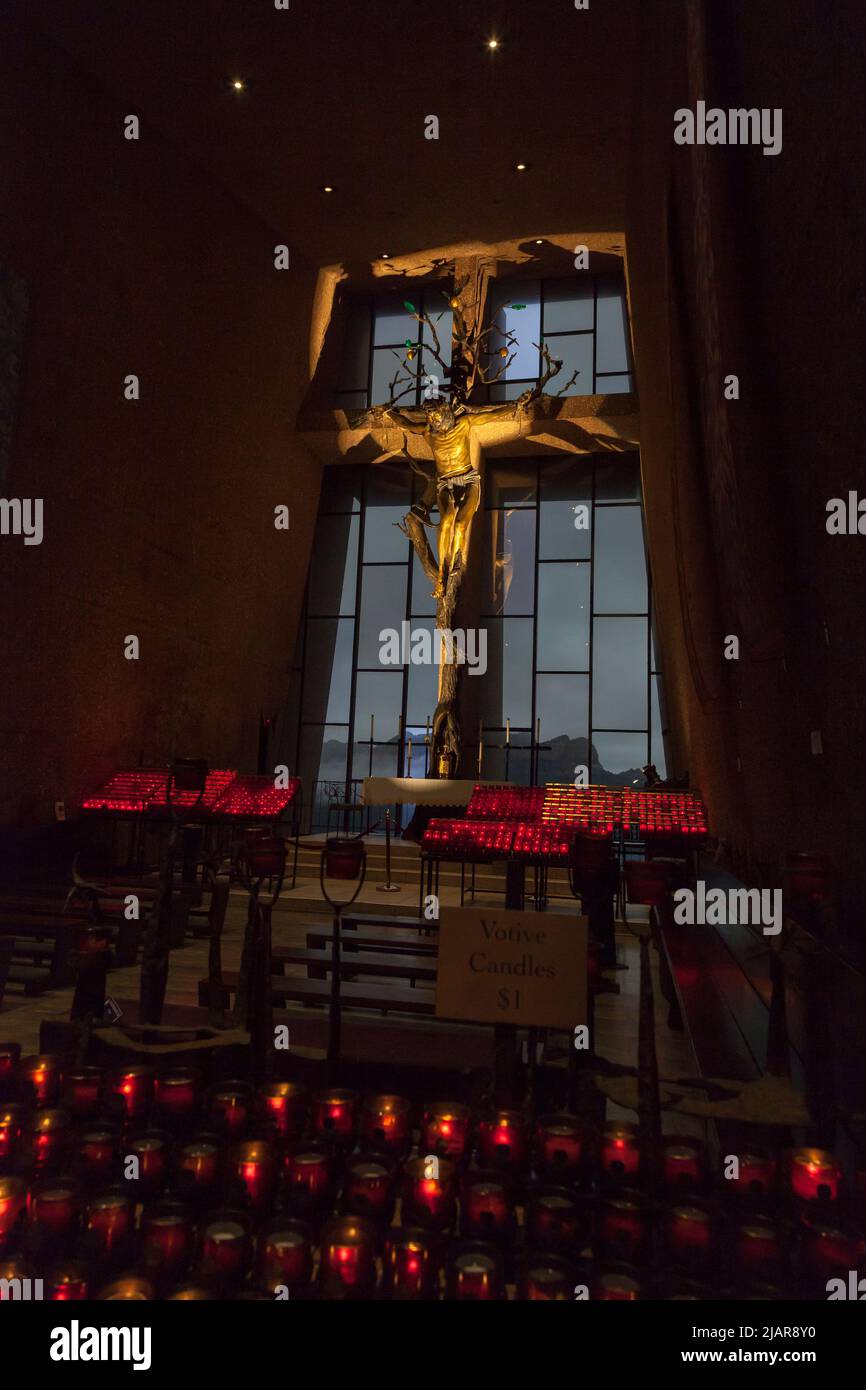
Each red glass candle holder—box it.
[462,1171,514,1241]
[84,1191,134,1262]
[383,1226,438,1300]
[208,1081,250,1137]
[110,1066,154,1125]
[323,837,365,880]
[19,1055,61,1108]
[799,1214,860,1283]
[124,1131,169,1195]
[319,1215,377,1297]
[0,1176,28,1250]
[176,1136,220,1201]
[662,1135,706,1193]
[140,1201,194,1283]
[788,1148,841,1203]
[0,1255,32,1296]
[154,1069,199,1124]
[197,1210,253,1290]
[597,1192,651,1265]
[536,1113,582,1178]
[725,1147,777,1201]
[227,1139,279,1210]
[403,1155,457,1232]
[312,1088,359,1144]
[422,1101,471,1162]
[30,1183,78,1242]
[61,1067,104,1119]
[258,1218,313,1294]
[0,1043,21,1096]
[28,1108,72,1175]
[601,1122,641,1183]
[75,1126,117,1186]
[286,1147,332,1214]
[595,1270,640,1300]
[478,1109,528,1169]
[47,1261,90,1300]
[666,1203,715,1271]
[519,1253,574,1301]
[449,1244,502,1300]
[0,1103,26,1169]
[527,1187,584,1254]
[258,1080,307,1142]
[733,1219,785,1283]
[165,1283,213,1300]
[98,1274,156,1300]
[343,1152,397,1224]
[361,1093,411,1156]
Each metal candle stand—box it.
[378,809,401,893]
[319,842,367,1076]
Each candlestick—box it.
[361,1094,411,1156]
[320,1215,377,1297]
[370,713,375,744]
[258,1080,307,1141]
[527,1187,584,1253]
[110,1066,154,1125]
[450,1246,501,1301]
[286,1148,332,1214]
[789,1148,841,1203]
[734,1219,784,1282]
[258,1218,313,1294]
[597,1193,651,1265]
[462,1172,513,1241]
[536,1113,583,1177]
[30,1183,78,1241]
[140,1202,194,1283]
[75,1126,117,1186]
[662,1136,705,1193]
[61,1067,104,1119]
[344,1152,396,1224]
[403,1155,457,1231]
[478,1109,528,1169]
[29,1108,72,1174]
[176,1137,220,1201]
[125,1131,168,1195]
[425,715,430,744]
[198,1212,253,1290]
[422,1101,471,1161]
[154,1069,199,1124]
[601,1121,641,1182]
[20,1055,61,1108]
[228,1139,278,1210]
[666,1203,714,1270]
[725,1147,776,1201]
[208,1082,251,1137]
[84,1192,134,1262]
[407,738,413,776]
[383,1227,437,1299]
[506,717,511,745]
[312,1088,359,1144]
[536,716,541,744]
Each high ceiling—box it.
[25,0,639,265]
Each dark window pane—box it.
[480,618,533,726]
[488,279,541,379]
[486,462,536,508]
[542,277,594,333]
[593,507,648,613]
[302,619,354,723]
[406,618,439,726]
[353,672,403,743]
[537,562,590,669]
[363,465,411,561]
[594,454,641,502]
[592,616,648,729]
[595,280,631,374]
[308,514,358,616]
[421,307,453,365]
[536,674,589,784]
[591,732,649,786]
[410,544,438,616]
[542,332,594,396]
[339,298,371,392]
[299,725,350,806]
[336,390,368,410]
[539,457,592,559]
[484,507,536,615]
[351,740,399,782]
[373,299,417,347]
[357,565,408,665]
[596,373,634,394]
[489,379,534,401]
[371,347,414,407]
[319,465,362,513]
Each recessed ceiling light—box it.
[515,161,530,172]
[381,253,391,259]
[487,38,500,50]
[321,184,335,193]
[535,238,543,244]
[230,78,246,92]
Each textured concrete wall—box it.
[0,20,320,826]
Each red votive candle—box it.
[76,1126,117,1185]
[596,1270,640,1300]
[734,1220,784,1281]
[361,1094,411,1155]
[312,1088,359,1143]
[598,1192,651,1264]
[403,1155,457,1231]
[344,1153,396,1223]
[208,1082,250,1137]
[0,1176,27,1249]
[29,1108,72,1174]
[0,1103,26,1168]
[98,1274,155,1300]
[527,1187,584,1253]
[61,1067,104,1119]
[20,1055,61,1107]
[165,1283,212,1300]
[726,1148,777,1200]
[536,1114,583,1177]
[0,1255,31,1295]
[789,1148,841,1203]
[667,1204,714,1267]
[286,1148,332,1211]
[320,1215,376,1296]
[47,1262,90,1300]
[462,1172,512,1240]
[258,1080,306,1141]
[520,1255,574,1301]
[383,1227,437,1299]
[140,1203,194,1282]
[30,1183,78,1239]
[258,1220,313,1293]
[84,1192,133,1259]
[601,1122,641,1181]
[198,1213,253,1288]
[154,1069,198,1122]
[177,1137,220,1199]
[125,1132,169,1194]
[800,1214,858,1282]
[662,1137,705,1193]
[0,1043,21,1092]
[479,1109,528,1169]
[422,1101,471,1161]
[451,1247,501,1300]
[228,1139,278,1210]
[110,1066,154,1125]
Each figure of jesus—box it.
[370,393,531,597]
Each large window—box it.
[335,273,634,411]
[279,453,666,828]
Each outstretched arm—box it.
[465,391,533,427]
[367,404,428,435]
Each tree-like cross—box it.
[364,265,577,778]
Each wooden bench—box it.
[199,966,436,1015]
[341,911,437,937]
[0,913,79,994]
[301,925,438,957]
[0,893,143,968]
[273,942,436,984]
